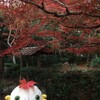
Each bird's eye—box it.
[35,95,40,100]
[15,96,20,100]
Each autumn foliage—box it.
[0,0,100,56]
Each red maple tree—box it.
[0,0,100,56]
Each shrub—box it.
[3,66,100,100]
[91,57,100,67]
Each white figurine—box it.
[5,79,47,100]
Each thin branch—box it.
[54,0,68,7]
[64,24,100,29]
[20,0,100,18]
[85,14,100,18]
[20,0,100,29]
[19,0,81,17]
[20,0,70,17]
[7,28,16,64]
[54,0,100,18]
[55,17,100,29]
[7,28,12,47]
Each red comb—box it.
[19,79,37,89]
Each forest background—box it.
[0,0,100,100]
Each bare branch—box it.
[55,17,100,29]
[20,0,100,18]
[19,0,81,17]
[64,24,100,29]
[54,0,68,7]
[86,14,100,18]
[7,28,16,64]
[7,28,12,47]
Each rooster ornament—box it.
[5,79,47,100]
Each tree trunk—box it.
[0,19,4,82]
[0,38,4,82]
[37,55,41,69]
[0,59,3,82]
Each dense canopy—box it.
[0,0,100,56]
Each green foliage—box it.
[69,30,82,36]
[91,57,100,67]
[3,64,20,79]
[2,53,100,99]
[20,68,94,100]
[32,34,55,42]
[4,63,19,67]
[31,19,40,27]
[40,54,69,67]
[93,71,100,100]
[3,64,100,100]
[41,21,60,31]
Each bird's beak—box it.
[42,94,47,100]
[5,95,11,100]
